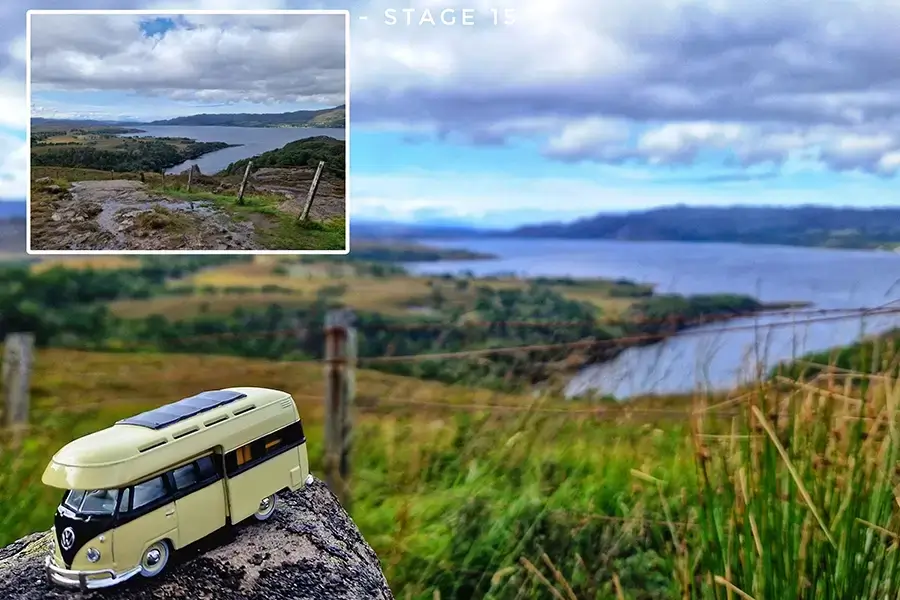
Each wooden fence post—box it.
[299,161,325,221]
[2,333,35,430]
[186,167,193,192]
[323,309,356,509]
[237,161,253,205]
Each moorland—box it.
[2,249,893,599]
[28,124,346,251]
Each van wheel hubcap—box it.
[146,549,161,566]
[254,494,277,520]
[140,541,169,577]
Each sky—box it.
[1,0,900,226]
[29,12,346,121]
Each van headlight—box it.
[86,548,101,562]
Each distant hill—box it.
[31,118,139,128]
[352,220,492,240]
[147,105,345,129]
[508,205,900,250]
[221,135,345,177]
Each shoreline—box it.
[408,234,900,254]
[561,300,817,397]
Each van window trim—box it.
[223,420,306,479]
[113,453,225,526]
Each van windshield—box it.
[62,489,120,516]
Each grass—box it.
[29,167,347,251]
[259,214,346,251]
[109,292,311,319]
[31,257,142,272]
[4,342,900,599]
[157,261,645,318]
[133,205,192,233]
[151,186,346,251]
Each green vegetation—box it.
[259,214,346,251]
[146,105,345,128]
[222,135,345,177]
[773,328,900,380]
[29,165,347,252]
[348,242,495,262]
[0,256,894,599]
[30,126,234,173]
[0,258,764,393]
[3,336,899,599]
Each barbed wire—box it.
[119,304,900,364]
[348,304,897,333]
[358,306,900,363]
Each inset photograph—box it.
[26,10,348,254]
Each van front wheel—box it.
[254,494,277,521]
[140,540,170,578]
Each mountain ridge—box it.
[355,204,900,250]
[31,105,346,129]
[508,204,900,249]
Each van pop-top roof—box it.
[42,387,297,490]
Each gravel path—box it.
[30,180,257,251]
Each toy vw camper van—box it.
[42,387,310,590]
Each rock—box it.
[45,185,63,194]
[50,213,61,222]
[35,177,52,184]
[0,477,393,600]
[80,204,102,218]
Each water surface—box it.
[406,238,900,397]
[121,126,345,175]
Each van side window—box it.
[118,487,132,514]
[172,463,199,491]
[196,456,217,482]
[132,476,169,510]
[224,421,306,476]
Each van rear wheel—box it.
[254,494,277,521]
[140,540,170,578]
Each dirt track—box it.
[30,180,257,251]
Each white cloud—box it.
[0,78,26,128]
[0,134,26,199]
[1,0,900,205]
[28,12,345,107]
[350,167,896,224]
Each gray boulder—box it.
[0,477,393,599]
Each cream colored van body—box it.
[41,387,310,591]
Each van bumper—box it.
[45,556,141,591]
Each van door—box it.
[170,456,228,547]
[112,476,177,570]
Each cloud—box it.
[0,132,26,199]
[350,167,897,225]
[1,0,900,179]
[28,11,345,107]
[346,0,900,174]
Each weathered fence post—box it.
[299,161,325,221]
[161,170,166,186]
[186,166,193,192]
[237,161,253,205]
[324,309,356,509]
[2,333,35,430]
